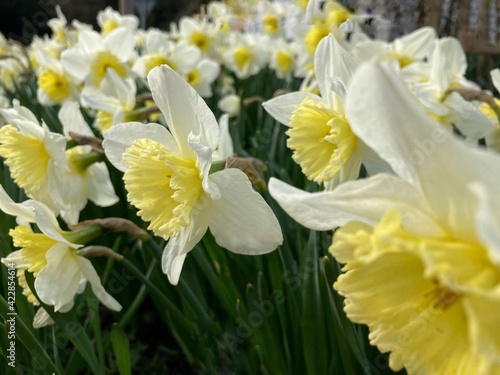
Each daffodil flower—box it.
[132,29,201,78]
[61,27,135,87]
[410,38,493,140]
[351,26,436,70]
[0,101,118,224]
[97,6,139,36]
[103,65,282,284]
[0,101,68,213]
[0,188,121,317]
[264,34,386,188]
[269,61,500,374]
[81,69,137,133]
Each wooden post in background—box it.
[119,0,134,14]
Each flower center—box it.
[276,51,293,73]
[11,226,56,276]
[144,54,177,75]
[101,19,119,36]
[287,98,356,183]
[386,52,414,68]
[304,24,329,54]
[90,51,127,86]
[38,69,71,103]
[122,138,203,239]
[233,46,253,70]
[326,9,350,28]
[189,31,211,51]
[263,14,279,35]
[186,68,201,87]
[0,125,50,197]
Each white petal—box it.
[199,58,220,82]
[439,37,466,77]
[58,101,94,137]
[0,104,39,127]
[346,62,500,241]
[444,92,493,139]
[269,175,444,237]
[491,69,500,92]
[77,257,122,311]
[80,89,120,114]
[208,169,283,255]
[102,122,176,172]
[99,69,136,107]
[104,27,135,61]
[85,163,119,207]
[315,34,356,102]
[24,200,79,247]
[162,208,210,285]
[0,185,35,222]
[213,114,234,161]
[1,250,29,268]
[188,133,220,200]
[61,48,92,83]
[35,244,81,311]
[470,183,500,267]
[147,65,219,155]
[262,92,325,126]
[33,308,55,328]
[394,27,436,59]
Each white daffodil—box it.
[222,33,268,79]
[264,34,385,188]
[132,29,201,79]
[0,101,68,213]
[410,37,493,140]
[81,69,137,133]
[0,101,118,224]
[218,93,241,118]
[0,190,121,315]
[256,1,286,37]
[35,50,79,106]
[103,65,282,284]
[268,38,297,81]
[56,101,119,223]
[97,6,139,36]
[61,28,135,87]
[350,26,436,70]
[185,58,220,98]
[177,16,219,58]
[269,61,500,375]
[482,69,500,151]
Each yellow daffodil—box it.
[103,66,282,284]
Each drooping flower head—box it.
[0,188,121,324]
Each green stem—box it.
[65,224,103,246]
[209,160,226,174]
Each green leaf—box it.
[0,294,60,374]
[110,323,131,375]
